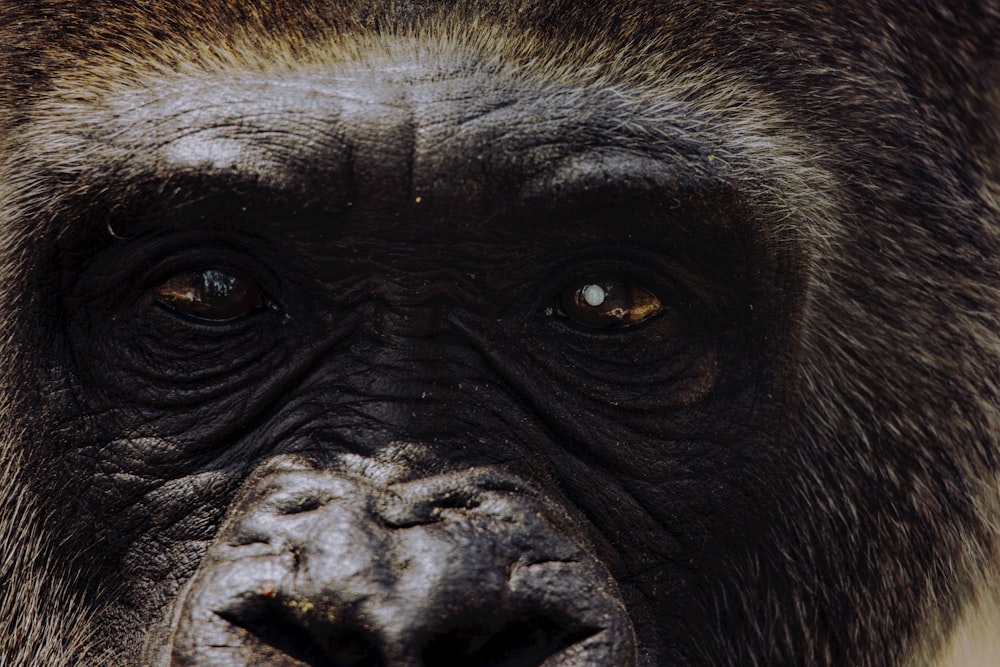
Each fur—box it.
[0,2,997,665]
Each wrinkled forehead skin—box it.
[0,2,999,667]
[0,1,995,267]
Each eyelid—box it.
[125,234,285,295]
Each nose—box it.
[164,465,636,667]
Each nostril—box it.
[217,604,383,667]
[327,629,378,666]
[422,614,600,667]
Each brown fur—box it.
[0,2,998,665]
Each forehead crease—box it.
[36,68,652,199]
[6,41,831,255]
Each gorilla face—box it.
[0,2,998,666]
[42,63,783,666]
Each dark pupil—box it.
[156,269,258,320]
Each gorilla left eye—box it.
[154,268,262,321]
[560,280,664,328]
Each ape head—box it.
[0,1,998,666]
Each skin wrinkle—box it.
[0,3,995,666]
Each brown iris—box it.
[155,268,261,321]
[560,280,663,328]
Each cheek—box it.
[515,317,759,449]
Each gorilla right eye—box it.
[560,280,664,329]
[154,268,262,321]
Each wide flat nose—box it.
[163,466,636,667]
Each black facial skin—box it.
[0,2,998,666]
[27,68,778,666]
[55,71,773,666]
